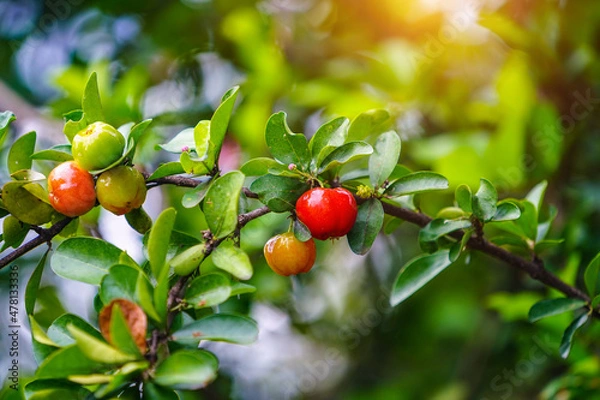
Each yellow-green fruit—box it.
[96,166,147,215]
[72,122,125,171]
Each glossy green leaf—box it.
[492,202,521,222]
[63,110,87,143]
[24,379,93,400]
[143,382,179,400]
[51,237,137,285]
[68,324,136,364]
[455,184,472,212]
[385,172,449,197]
[109,305,142,357]
[265,112,311,170]
[559,312,589,359]
[153,349,218,390]
[369,131,401,187]
[11,169,46,182]
[391,250,453,306]
[8,131,36,174]
[31,144,73,162]
[36,345,110,379]
[123,119,152,160]
[99,265,139,304]
[348,109,390,141]
[30,316,58,346]
[82,72,105,123]
[47,314,104,347]
[184,273,232,309]
[159,128,195,153]
[2,182,52,226]
[179,151,211,175]
[348,198,384,255]
[0,110,16,141]
[172,314,258,347]
[293,218,312,242]
[419,219,471,244]
[203,171,244,239]
[584,251,600,297]
[450,230,472,262]
[435,207,466,220]
[526,180,548,212]
[148,162,186,180]
[26,251,49,315]
[473,178,498,222]
[2,215,29,250]
[534,239,564,253]
[515,201,538,240]
[171,243,207,276]
[249,173,309,212]
[135,272,160,322]
[319,141,373,173]
[309,117,349,167]
[125,207,152,234]
[207,86,239,167]
[241,157,285,176]
[148,208,177,279]
[528,298,587,322]
[211,241,253,280]
[537,205,558,242]
[193,120,211,161]
[230,282,257,296]
[182,180,210,208]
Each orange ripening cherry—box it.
[295,187,358,240]
[264,232,317,276]
[48,161,97,217]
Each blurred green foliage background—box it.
[2,0,600,398]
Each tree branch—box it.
[0,218,73,270]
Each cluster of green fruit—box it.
[48,122,146,217]
[264,187,357,276]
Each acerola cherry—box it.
[295,187,358,240]
[72,122,125,171]
[96,165,147,215]
[48,161,97,217]
[264,232,316,276]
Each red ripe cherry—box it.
[295,187,358,240]
[264,232,317,276]
[48,161,96,217]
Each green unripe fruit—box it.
[72,122,125,171]
[96,166,147,215]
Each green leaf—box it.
[51,237,137,285]
[0,110,16,141]
[241,157,285,176]
[136,273,160,322]
[30,316,58,346]
[528,298,587,322]
[182,180,210,208]
[36,345,110,379]
[26,251,49,315]
[63,110,87,143]
[419,219,472,244]
[450,230,472,262]
[1,181,55,225]
[8,131,36,174]
[31,144,73,162]
[122,119,152,161]
[230,282,257,296]
[68,324,137,364]
[492,202,521,222]
[172,314,258,347]
[526,180,548,212]
[159,128,195,153]
[472,178,498,222]
[2,215,29,250]
[515,201,538,241]
[47,314,104,347]
[125,207,152,234]
[109,305,142,357]
[203,171,244,239]
[318,141,373,173]
[207,86,239,167]
[171,243,207,276]
[584,251,600,297]
[143,382,179,400]
[559,312,589,359]
[153,349,218,390]
[249,173,309,213]
[24,379,93,400]
[193,120,211,160]
[82,72,105,123]
[180,151,211,175]
[100,265,139,304]
[211,241,253,280]
[265,112,311,170]
[309,117,349,167]
[348,109,390,141]
[184,273,232,309]
[385,172,449,197]
[148,162,186,180]
[368,131,401,187]
[534,239,564,253]
[293,218,312,242]
[148,208,177,279]
[11,169,46,182]
[347,198,384,255]
[391,250,453,306]
[455,184,472,213]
